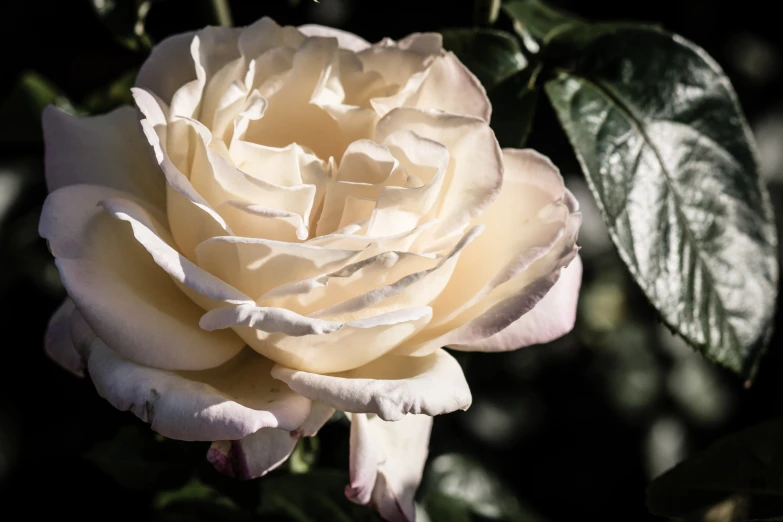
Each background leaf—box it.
[90,0,152,51]
[420,454,547,522]
[544,25,778,379]
[441,28,527,91]
[503,0,585,50]
[647,418,783,521]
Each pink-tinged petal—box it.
[79,323,312,441]
[409,51,491,122]
[207,402,334,479]
[298,24,371,52]
[450,255,582,351]
[135,31,197,104]
[39,185,244,371]
[42,106,164,209]
[347,413,432,522]
[44,298,84,377]
[271,348,471,421]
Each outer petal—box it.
[271,348,471,421]
[135,31,197,104]
[77,322,312,441]
[44,298,84,377]
[42,106,165,209]
[207,402,335,479]
[409,52,491,122]
[39,184,244,371]
[298,24,371,52]
[451,255,582,351]
[347,413,432,522]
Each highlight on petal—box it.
[451,255,583,351]
[271,348,471,421]
[39,185,244,371]
[44,298,84,377]
[299,24,371,52]
[347,413,432,522]
[82,330,312,441]
[411,51,491,121]
[42,106,165,209]
[135,31,198,104]
[207,402,335,479]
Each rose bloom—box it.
[40,17,581,522]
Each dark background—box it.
[1,0,782,520]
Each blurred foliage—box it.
[648,418,783,521]
[2,0,783,521]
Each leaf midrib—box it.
[566,72,742,362]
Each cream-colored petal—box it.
[408,52,491,121]
[209,305,433,373]
[376,108,503,239]
[347,413,432,522]
[451,255,582,351]
[258,250,438,316]
[244,37,350,160]
[240,17,305,60]
[135,31,197,104]
[312,226,481,322]
[44,298,84,377]
[42,106,164,209]
[298,24,371,52]
[195,236,361,299]
[271,348,470,421]
[39,185,244,371]
[99,197,252,306]
[133,88,233,258]
[411,149,578,343]
[82,333,311,441]
[207,402,334,479]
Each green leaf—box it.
[91,0,152,51]
[647,418,783,521]
[288,437,320,474]
[84,425,190,490]
[503,0,586,50]
[544,26,778,379]
[488,67,538,148]
[474,0,501,25]
[155,477,238,510]
[421,454,547,522]
[81,69,138,114]
[258,470,382,522]
[441,29,527,91]
[0,72,77,145]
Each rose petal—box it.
[195,235,362,299]
[44,298,84,377]
[405,149,579,351]
[208,303,433,373]
[347,413,432,522]
[133,88,234,258]
[135,31,197,104]
[375,108,503,239]
[298,24,371,52]
[409,52,491,122]
[271,348,471,421]
[42,106,165,209]
[39,184,244,370]
[451,255,582,351]
[207,402,334,479]
[99,196,253,307]
[80,330,312,441]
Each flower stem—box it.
[210,0,233,27]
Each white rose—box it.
[41,17,581,521]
